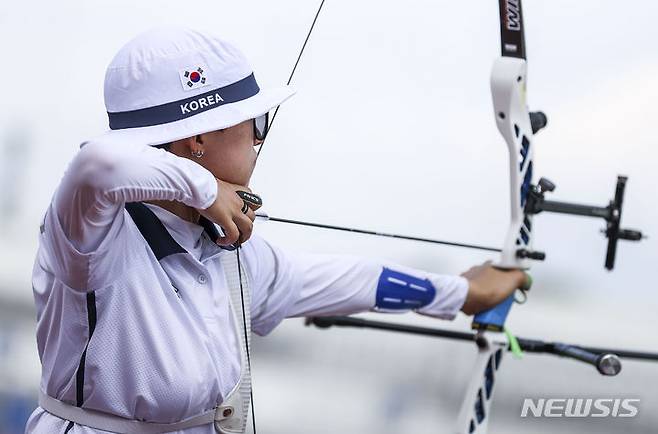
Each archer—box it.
[26,26,525,434]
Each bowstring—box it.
[236,247,257,434]
[257,0,327,160]
[245,2,327,432]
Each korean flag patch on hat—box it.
[179,66,209,91]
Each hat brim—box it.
[87,85,295,147]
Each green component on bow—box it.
[505,327,524,359]
[522,273,533,291]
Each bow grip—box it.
[471,274,532,332]
[472,295,515,332]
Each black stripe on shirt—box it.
[75,291,97,407]
[64,421,74,433]
[126,202,186,260]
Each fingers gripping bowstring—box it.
[256,0,327,159]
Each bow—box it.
[246,1,656,433]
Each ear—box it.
[189,135,205,154]
[170,136,204,158]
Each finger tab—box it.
[236,190,263,208]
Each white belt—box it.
[39,390,236,433]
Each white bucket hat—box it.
[90,26,295,146]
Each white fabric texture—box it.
[26,142,468,433]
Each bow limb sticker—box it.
[179,66,210,91]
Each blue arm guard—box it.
[374,267,436,312]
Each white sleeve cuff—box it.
[196,172,218,210]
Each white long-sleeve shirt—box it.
[26,141,468,433]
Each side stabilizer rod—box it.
[306,316,658,372]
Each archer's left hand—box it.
[459,261,527,315]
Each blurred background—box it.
[1,0,657,433]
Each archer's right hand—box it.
[198,179,259,247]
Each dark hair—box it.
[153,142,172,151]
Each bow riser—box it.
[491,57,534,270]
[455,56,535,434]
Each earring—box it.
[191,134,204,158]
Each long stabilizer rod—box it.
[256,213,502,253]
[307,316,658,364]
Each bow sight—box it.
[523,171,644,269]
[508,110,644,269]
